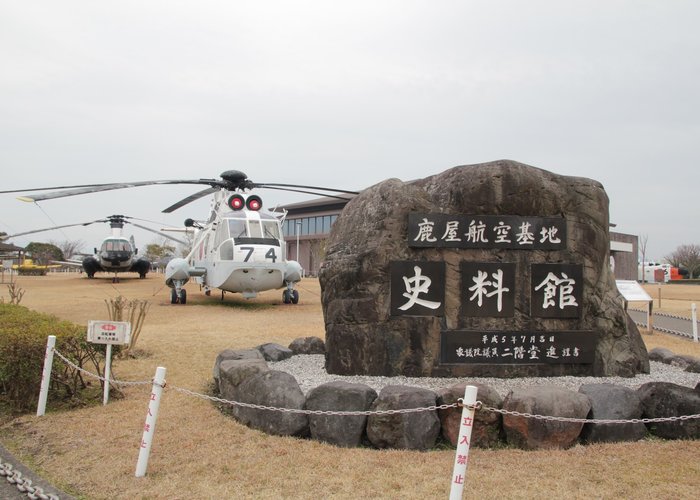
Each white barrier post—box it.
[135,366,166,477]
[692,303,698,343]
[36,335,56,417]
[103,344,112,406]
[449,385,478,500]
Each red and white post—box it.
[135,366,166,477]
[36,335,56,417]
[449,385,478,500]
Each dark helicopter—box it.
[1,215,187,282]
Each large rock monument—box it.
[319,160,649,378]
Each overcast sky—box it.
[1,1,698,261]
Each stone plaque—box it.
[408,213,567,250]
[390,261,445,316]
[531,264,583,318]
[461,262,516,317]
[440,330,597,364]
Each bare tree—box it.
[638,234,648,282]
[51,239,84,260]
[308,239,327,276]
[665,244,700,278]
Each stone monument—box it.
[319,160,649,378]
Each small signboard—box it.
[615,280,652,302]
[87,320,132,345]
[615,279,653,333]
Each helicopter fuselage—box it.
[165,191,302,303]
[82,236,150,278]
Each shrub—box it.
[0,303,105,413]
[104,295,150,355]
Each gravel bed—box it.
[272,355,700,397]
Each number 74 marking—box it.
[239,247,277,263]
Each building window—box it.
[282,215,339,237]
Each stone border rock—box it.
[648,347,700,373]
[213,339,700,450]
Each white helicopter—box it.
[1,215,187,282]
[3,171,357,304]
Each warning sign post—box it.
[87,320,131,405]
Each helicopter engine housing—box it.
[284,260,303,283]
[165,257,190,288]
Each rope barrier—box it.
[50,348,700,423]
[52,348,152,387]
[170,385,460,416]
[479,404,700,424]
[26,348,700,490]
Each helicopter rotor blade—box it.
[0,182,129,194]
[14,179,224,203]
[122,215,177,226]
[128,222,189,246]
[258,186,357,201]
[5,171,359,210]
[254,182,359,195]
[161,187,219,213]
[4,219,106,239]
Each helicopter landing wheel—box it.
[282,290,291,304]
[291,290,299,304]
[179,289,187,304]
[171,288,179,304]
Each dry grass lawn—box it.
[2,274,700,499]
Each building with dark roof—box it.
[279,196,347,276]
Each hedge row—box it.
[0,303,105,412]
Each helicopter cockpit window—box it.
[262,221,281,240]
[213,223,227,250]
[103,239,131,252]
[219,239,234,260]
[248,220,263,239]
[227,218,247,239]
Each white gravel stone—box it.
[272,356,700,397]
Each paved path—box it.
[0,442,75,500]
[628,309,700,339]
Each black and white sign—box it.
[530,264,583,318]
[390,261,445,316]
[440,330,597,364]
[461,262,516,317]
[408,213,567,250]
